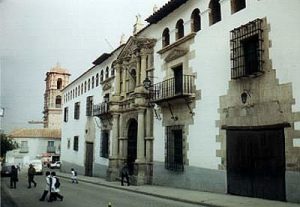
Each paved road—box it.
[1,171,203,207]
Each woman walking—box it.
[10,165,18,189]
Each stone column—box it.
[140,54,147,84]
[136,56,141,85]
[145,107,154,162]
[122,66,127,94]
[136,108,145,162]
[115,64,121,95]
[111,113,119,158]
[118,114,126,159]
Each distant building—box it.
[7,64,70,166]
[61,0,300,203]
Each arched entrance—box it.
[127,119,137,175]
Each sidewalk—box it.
[56,171,300,207]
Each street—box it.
[1,171,202,207]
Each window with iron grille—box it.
[165,125,184,172]
[231,19,264,79]
[100,130,109,158]
[86,96,93,116]
[64,107,68,122]
[73,136,79,151]
[74,102,80,120]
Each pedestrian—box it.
[71,168,78,184]
[120,162,130,186]
[10,165,18,189]
[49,171,63,202]
[39,171,52,201]
[27,164,37,188]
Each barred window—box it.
[86,96,93,116]
[162,28,170,47]
[209,0,221,25]
[191,9,201,32]
[74,102,80,120]
[73,136,79,151]
[165,125,184,172]
[231,19,264,79]
[100,130,109,158]
[176,19,184,40]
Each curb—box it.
[58,174,221,207]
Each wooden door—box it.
[85,142,94,176]
[227,128,285,201]
[127,119,138,175]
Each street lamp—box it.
[143,77,152,90]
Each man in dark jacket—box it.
[27,164,37,188]
[10,165,18,189]
[120,162,130,186]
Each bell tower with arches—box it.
[43,63,70,128]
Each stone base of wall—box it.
[93,163,108,178]
[286,171,300,203]
[152,161,226,193]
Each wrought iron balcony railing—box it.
[150,75,195,103]
[93,102,109,116]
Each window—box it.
[100,131,109,158]
[74,102,80,119]
[78,85,80,96]
[231,0,246,14]
[162,28,170,47]
[96,74,99,87]
[100,70,104,82]
[73,136,79,151]
[67,139,70,149]
[57,78,62,89]
[92,76,94,89]
[88,79,90,90]
[111,67,115,76]
[84,81,87,92]
[86,96,93,116]
[47,141,55,153]
[20,141,29,153]
[176,19,184,40]
[105,67,109,79]
[75,87,77,97]
[64,107,68,122]
[209,0,221,25]
[191,9,201,32]
[81,83,84,94]
[165,126,184,171]
[230,19,264,79]
[55,96,62,108]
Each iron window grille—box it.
[86,96,93,116]
[231,18,264,79]
[165,125,184,172]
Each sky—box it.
[0,0,169,133]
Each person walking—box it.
[71,168,78,184]
[49,171,63,202]
[27,164,37,188]
[10,165,18,189]
[39,171,52,201]
[120,162,130,186]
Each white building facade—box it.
[61,0,300,203]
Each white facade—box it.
[61,0,300,203]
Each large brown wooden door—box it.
[85,142,94,176]
[227,128,286,201]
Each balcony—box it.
[47,146,56,153]
[93,102,110,117]
[150,75,195,103]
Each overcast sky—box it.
[0,0,168,133]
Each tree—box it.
[0,133,18,158]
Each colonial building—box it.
[61,0,300,203]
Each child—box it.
[71,168,78,184]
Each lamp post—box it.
[143,76,152,90]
